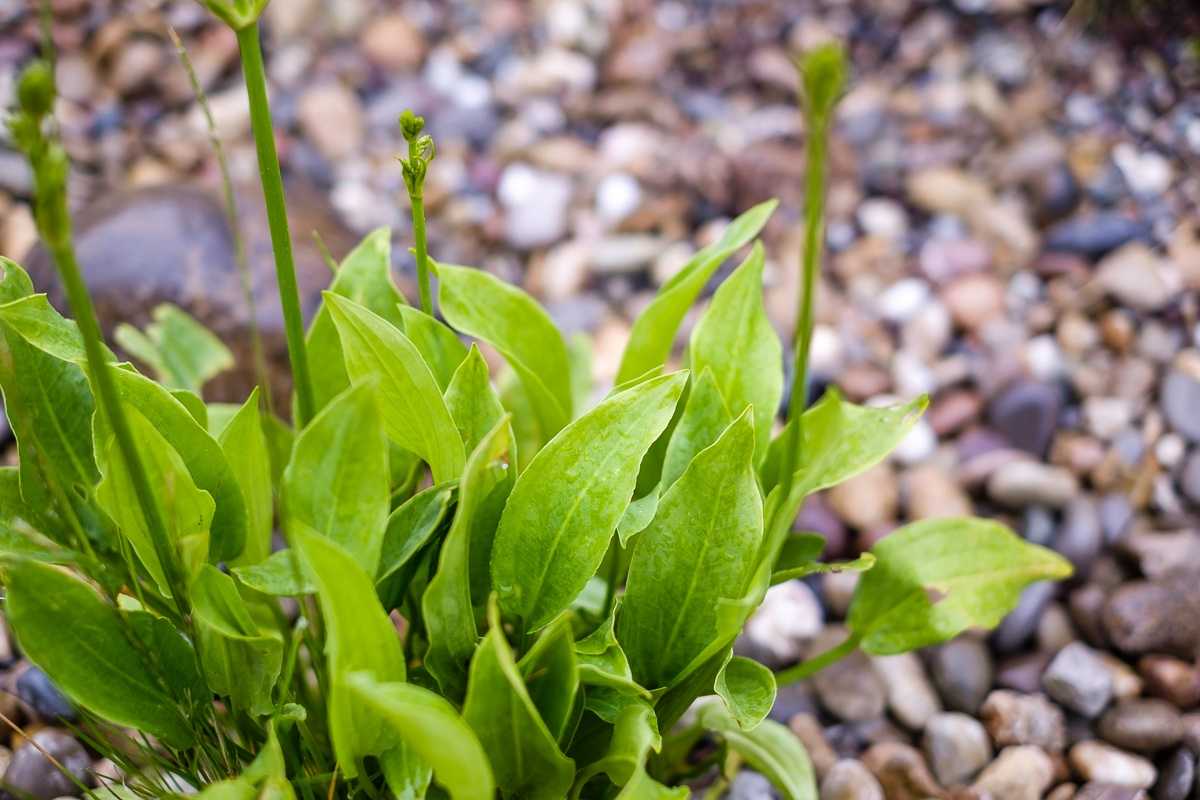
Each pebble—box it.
[1161,371,1200,443]
[940,273,1006,331]
[1042,641,1115,718]
[1112,144,1174,198]
[742,582,823,667]
[15,668,75,722]
[903,463,972,520]
[1075,783,1149,800]
[820,759,884,800]
[497,163,573,249]
[826,464,898,530]
[971,745,1055,800]
[876,279,931,324]
[987,380,1062,456]
[1098,700,1184,753]
[1071,741,1158,789]
[988,460,1079,508]
[296,83,365,161]
[981,690,1067,752]
[993,581,1059,653]
[595,173,642,225]
[789,713,838,778]
[812,634,888,722]
[3,730,91,800]
[1154,748,1195,800]
[922,712,992,786]
[860,742,944,800]
[871,653,941,730]
[1120,531,1200,580]
[1056,497,1104,576]
[1045,213,1148,258]
[1103,574,1200,657]
[360,13,425,70]
[1097,243,1180,312]
[1138,656,1200,709]
[929,637,994,714]
[727,770,776,800]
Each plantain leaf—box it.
[0,257,33,301]
[575,601,649,700]
[444,344,507,457]
[848,518,1073,654]
[376,483,455,586]
[435,261,573,441]
[660,367,732,491]
[621,410,762,689]
[218,389,273,566]
[492,372,687,632]
[714,655,775,731]
[283,383,389,574]
[113,304,233,393]
[4,559,193,747]
[326,293,464,484]
[573,701,684,799]
[615,199,777,385]
[233,549,313,596]
[517,614,579,746]
[697,703,816,800]
[396,305,468,391]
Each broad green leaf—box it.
[4,559,193,747]
[306,227,407,412]
[714,655,775,730]
[621,410,761,689]
[106,367,248,562]
[518,614,579,745]
[660,367,732,490]
[498,367,541,471]
[0,468,77,563]
[445,345,506,455]
[424,418,513,701]
[567,333,593,415]
[96,407,215,594]
[0,293,108,363]
[190,564,282,716]
[293,528,405,776]
[113,304,233,393]
[462,601,574,799]
[576,602,649,700]
[492,372,687,631]
[396,305,468,391]
[233,549,313,595]
[283,383,389,574]
[172,389,208,427]
[381,745,432,800]
[574,701,685,799]
[651,646,730,733]
[219,389,272,566]
[347,672,495,800]
[0,257,33,302]
[688,243,781,461]
[376,483,455,585]
[697,703,816,800]
[615,491,659,548]
[436,262,573,440]
[122,606,207,710]
[615,200,777,385]
[326,293,464,483]
[848,518,1073,654]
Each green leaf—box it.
[283,383,389,574]
[380,745,432,800]
[4,559,193,747]
[462,600,574,799]
[122,606,207,710]
[492,372,687,631]
[326,293,464,484]
[435,262,573,440]
[714,655,775,730]
[172,389,209,427]
[396,305,468,391]
[0,257,33,302]
[697,703,816,800]
[848,517,1073,655]
[660,367,732,490]
[346,672,496,800]
[96,407,215,594]
[620,410,762,689]
[424,418,513,701]
[567,333,593,415]
[444,344,507,457]
[113,304,234,393]
[518,614,580,745]
[190,564,283,716]
[293,527,405,776]
[615,491,659,548]
[771,552,875,585]
[615,200,777,385]
[306,227,407,413]
[233,549,313,595]
[688,243,782,462]
[376,483,455,585]
[572,701,679,799]
[218,389,273,566]
[575,601,649,699]
[0,293,108,363]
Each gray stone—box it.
[1103,573,1200,658]
[1043,642,1115,718]
[1045,212,1148,258]
[987,381,1062,456]
[1154,747,1195,800]
[981,690,1067,752]
[1098,700,1184,753]
[1163,371,1200,444]
[812,631,887,722]
[928,637,993,714]
[3,730,91,800]
[988,461,1079,508]
[820,760,884,800]
[923,712,992,786]
[728,770,778,800]
[1181,450,1200,505]
[15,668,75,722]
[992,581,1058,653]
[1071,741,1157,789]
[1057,497,1104,576]
[871,653,941,731]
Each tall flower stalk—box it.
[399,110,436,315]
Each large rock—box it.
[22,182,361,406]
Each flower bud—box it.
[16,60,55,119]
[399,110,425,142]
[198,0,270,30]
[794,43,848,128]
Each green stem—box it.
[410,190,433,315]
[236,22,315,427]
[775,631,859,685]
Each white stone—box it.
[877,278,932,324]
[857,198,909,240]
[743,582,823,663]
[894,419,937,465]
[498,163,573,249]
[595,173,642,224]
[1113,142,1174,197]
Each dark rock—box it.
[927,637,993,714]
[1104,573,1200,658]
[992,581,1058,654]
[1181,450,1200,506]
[15,667,75,722]
[3,729,91,800]
[1071,584,1112,647]
[1162,372,1200,444]
[1044,212,1149,258]
[1042,641,1114,718]
[768,681,819,724]
[1076,783,1150,800]
[1153,747,1194,800]
[1057,497,1104,576]
[981,689,1067,752]
[997,651,1054,694]
[1139,656,1200,709]
[1099,494,1136,544]
[1098,700,1184,753]
[987,380,1063,456]
[1027,161,1082,225]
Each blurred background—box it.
[2,0,1200,796]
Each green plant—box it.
[0,21,1070,800]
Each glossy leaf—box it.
[615,199,777,385]
[572,701,681,799]
[376,483,455,585]
[518,614,579,745]
[218,389,273,566]
[848,517,1073,654]
[436,261,573,439]
[492,372,687,631]
[424,418,513,700]
[233,549,313,595]
[4,559,193,747]
[113,304,233,393]
[445,344,506,456]
[122,605,207,710]
[347,672,495,800]
[190,564,282,716]
[396,305,468,391]
[462,601,574,799]
[0,257,33,302]
[326,293,464,483]
[697,703,816,800]
[283,383,389,574]
[688,242,781,461]
[714,655,775,730]
[660,367,732,490]
[621,410,761,688]
[576,602,648,700]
